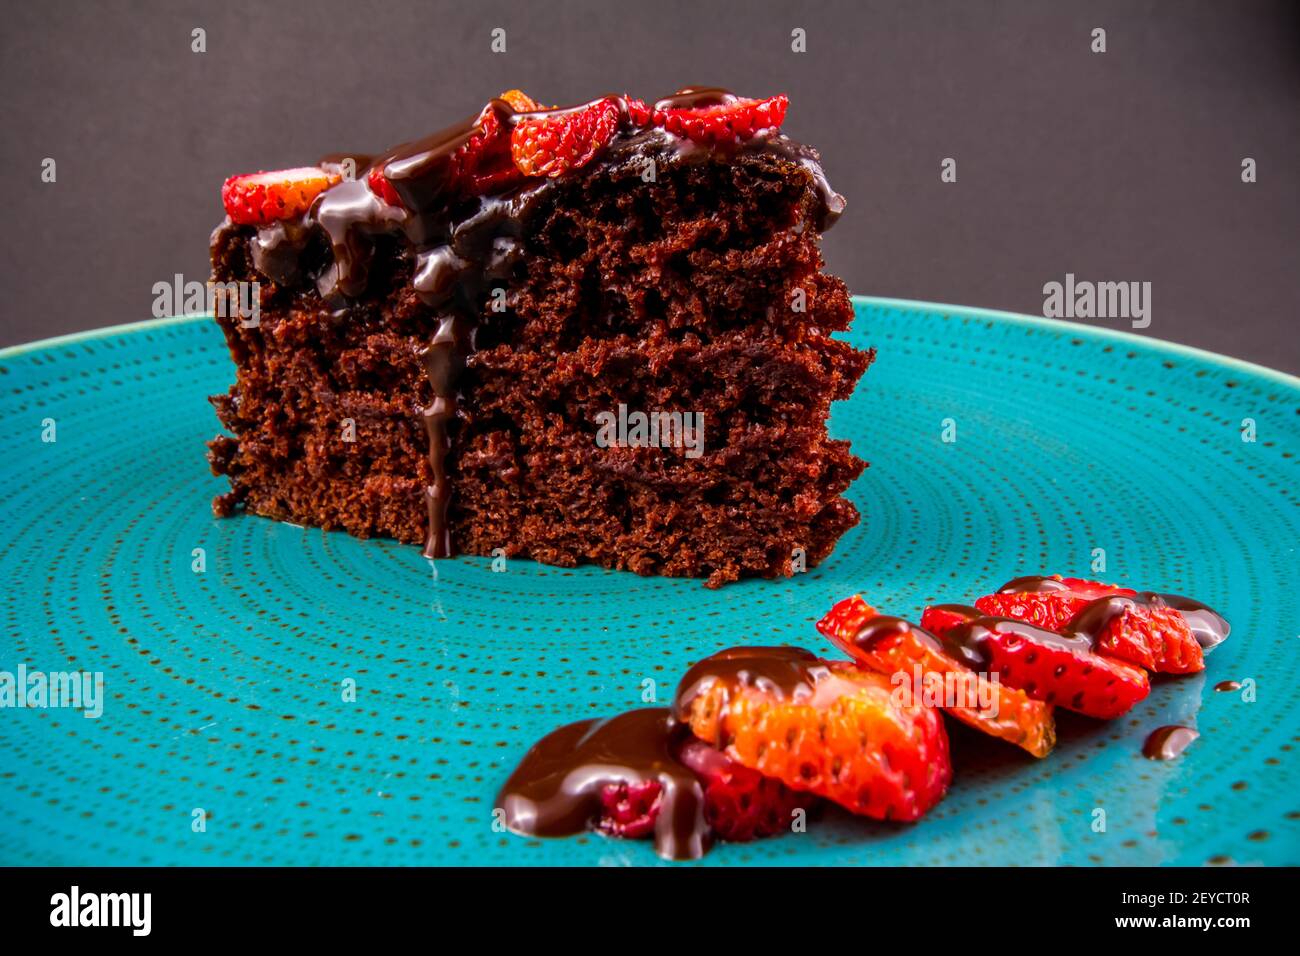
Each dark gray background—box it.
[2,0,1297,372]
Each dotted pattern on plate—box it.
[0,299,1296,866]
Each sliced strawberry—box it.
[1072,596,1205,674]
[920,604,1151,719]
[366,164,404,208]
[674,646,951,822]
[625,96,652,127]
[459,103,524,193]
[975,575,1208,673]
[974,575,1135,632]
[497,88,541,112]
[597,779,661,839]
[511,97,621,178]
[677,738,813,842]
[595,737,810,844]
[819,597,1056,758]
[655,94,788,144]
[368,101,523,210]
[221,167,339,225]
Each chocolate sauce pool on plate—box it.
[496,707,710,861]
[499,646,831,859]
[1142,725,1200,760]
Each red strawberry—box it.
[1072,596,1205,674]
[366,164,403,208]
[626,96,652,127]
[596,738,810,843]
[975,575,1206,673]
[674,647,951,822]
[221,167,340,225]
[920,604,1150,719]
[460,103,525,193]
[655,94,788,144]
[368,102,523,209]
[677,738,813,842]
[597,779,661,839]
[498,88,541,112]
[819,596,1056,758]
[511,97,621,178]
[974,575,1135,632]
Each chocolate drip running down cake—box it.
[207,88,872,587]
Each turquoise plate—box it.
[1,298,1297,866]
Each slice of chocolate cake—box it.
[207,88,872,587]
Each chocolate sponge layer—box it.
[209,150,871,586]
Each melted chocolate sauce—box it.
[905,604,1094,671]
[833,608,987,671]
[224,89,844,558]
[500,645,831,859]
[672,645,832,721]
[1142,725,1199,760]
[1156,593,1231,652]
[495,707,710,861]
[993,575,1230,651]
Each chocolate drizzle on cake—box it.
[225,89,846,560]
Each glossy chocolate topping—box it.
[672,645,833,721]
[834,609,987,671]
[994,575,1230,651]
[495,707,710,861]
[219,89,844,559]
[1153,593,1232,652]
[916,604,1095,671]
[1142,725,1199,760]
[499,645,834,860]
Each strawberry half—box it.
[511,97,621,178]
[597,738,811,843]
[975,575,1206,673]
[597,779,662,839]
[460,103,525,193]
[974,575,1135,632]
[368,102,523,210]
[920,604,1151,719]
[626,96,653,127]
[221,167,340,225]
[674,647,951,822]
[1073,596,1205,674]
[366,164,403,208]
[819,596,1056,758]
[677,738,813,842]
[497,88,541,112]
[655,94,788,144]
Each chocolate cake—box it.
[207,88,872,586]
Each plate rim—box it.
[3,296,1297,390]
